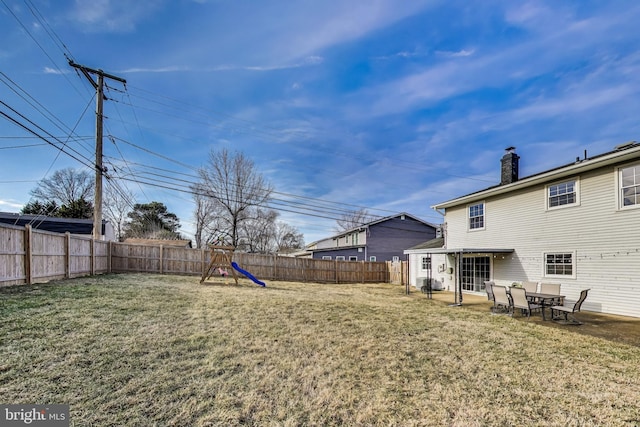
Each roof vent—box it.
[615,141,638,150]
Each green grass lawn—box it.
[1,274,639,426]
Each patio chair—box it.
[522,281,538,294]
[510,287,542,318]
[551,289,590,325]
[540,282,561,295]
[484,281,495,302]
[492,285,512,315]
[540,282,563,305]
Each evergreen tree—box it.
[123,201,181,239]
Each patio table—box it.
[526,292,565,320]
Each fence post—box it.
[24,224,32,285]
[201,248,206,277]
[65,232,71,278]
[90,237,96,276]
[108,241,112,274]
[159,245,164,274]
[273,254,277,281]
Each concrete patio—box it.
[418,290,640,348]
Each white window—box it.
[392,256,400,262]
[336,256,345,261]
[349,256,358,261]
[468,202,485,230]
[544,252,575,278]
[619,164,640,208]
[322,256,331,260]
[369,256,377,262]
[547,179,578,209]
[421,256,432,270]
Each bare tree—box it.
[274,221,305,253]
[30,168,93,207]
[192,184,227,248]
[197,148,273,249]
[335,208,374,233]
[240,208,278,253]
[104,183,135,241]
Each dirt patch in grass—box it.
[1,274,640,426]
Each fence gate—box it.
[387,261,406,285]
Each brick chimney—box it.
[500,146,519,185]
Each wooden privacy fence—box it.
[387,261,408,285]
[1,223,390,285]
[111,242,390,283]
[0,223,109,286]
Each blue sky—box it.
[2,0,640,244]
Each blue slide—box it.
[231,262,266,287]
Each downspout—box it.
[458,250,464,305]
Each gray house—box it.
[307,213,437,262]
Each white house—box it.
[405,142,640,318]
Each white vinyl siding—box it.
[315,230,367,250]
[443,165,640,317]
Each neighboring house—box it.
[405,143,640,318]
[0,212,115,241]
[307,213,437,262]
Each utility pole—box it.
[69,60,126,240]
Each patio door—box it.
[461,256,490,292]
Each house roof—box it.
[404,237,513,255]
[420,247,514,255]
[406,237,444,251]
[307,212,437,247]
[0,212,104,235]
[433,142,640,210]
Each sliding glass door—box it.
[461,256,491,292]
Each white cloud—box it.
[43,67,68,74]
[352,3,640,118]
[436,49,475,58]
[121,55,324,74]
[0,199,24,210]
[70,0,163,33]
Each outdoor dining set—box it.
[484,281,590,324]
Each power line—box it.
[0,143,48,149]
[0,101,96,170]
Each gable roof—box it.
[336,212,436,237]
[307,212,437,247]
[433,142,640,210]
